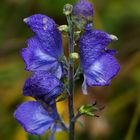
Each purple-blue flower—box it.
[22,14,63,78]
[14,101,62,136]
[73,0,93,19]
[23,72,63,104]
[72,0,94,29]
[79,29,120,94]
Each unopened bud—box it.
[63,4,73,16]
[70,52,79,60]
[58,25,69,32]
[79,104,95,116]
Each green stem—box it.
[67,15,75,140]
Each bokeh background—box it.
[0,0,140,140]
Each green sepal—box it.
[78,104,99,117]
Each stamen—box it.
[23,18,29,23]
[109,34,118,41]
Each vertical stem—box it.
[67,15,75,140]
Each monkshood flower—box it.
[79,29,120,94]
[23,72,63,104]
[14,101,63,139]
[22,14,63,78]
[72,0,94,29]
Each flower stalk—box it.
[67,15,75,140]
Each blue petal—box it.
[23,14,63,57]
[21,36,63,78]
[50,123,56,140]
[79,29,112,68]
[84,53,120,86]
[82,75,88,95]
[50,123,63,140]
[51,123,63,133]
[14,101,55,135]
[23,72,63,103]
[22,37,56,70]
[53,64,63,79]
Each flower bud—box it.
[63,4,73,16]
[72,0,94,30]
[70,52,79,60]
[79,104,95,116]
[58,25,69,32]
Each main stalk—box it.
[67,15,75,140]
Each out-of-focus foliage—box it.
[0,0,140,140]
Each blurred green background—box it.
[0,0,140,140]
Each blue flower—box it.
[72,0,94,29]
[14,101,63,138]
[23,72,63,104]
[73,0,94,19]
[22,14,63,78]
[79,29,120,94]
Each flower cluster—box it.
[14,14,65,139]
[14,0,120,139]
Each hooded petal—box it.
[22,14,63,78]
[23,14,63,57]
[84,53,120,86]
[14,101,57,135]
[23,72,63,103]
[79,29,112,68]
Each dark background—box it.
[0,0,140,140]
